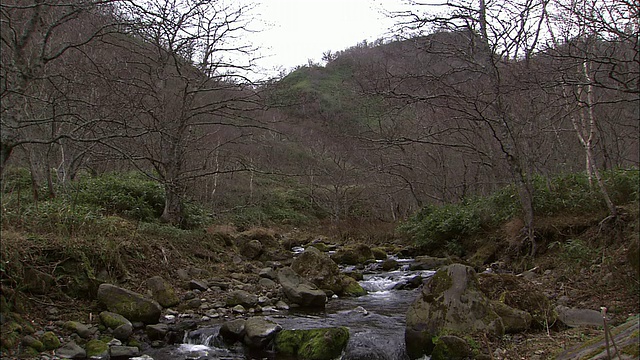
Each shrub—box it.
[73,172,165,221]
[400,168,639,254]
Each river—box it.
[143,259,434,360]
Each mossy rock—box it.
[431,335,472,360]
[275,327,350,360]
[371,247,388,260]
[309,242,330,252]
[1,331,20,351]
[22,335,44,352]
[40,331,61,350]
[478,273,555,329]
[405,264,504,359]
[21,345,40,357]
[85,339,109,358]
[340,276,367,297]
[99,311,132,329]
[97,284,162,324]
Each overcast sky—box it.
[248,0,406,79]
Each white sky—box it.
[248,0,405,79]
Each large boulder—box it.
[292,246,342,294]
[243,317,282,349]
[97,284,162,324]
[331,244,374,265]
[405,264,503,359]
[277,267,327,308]
[146,276,180,308]
[275,327,350,360]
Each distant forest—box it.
[2,0,638,230]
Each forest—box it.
[2,0,637,233]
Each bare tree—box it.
[106,0,263,225]
[0,0,123,197]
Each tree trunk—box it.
[161,182,183,226]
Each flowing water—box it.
[144,259,434,360]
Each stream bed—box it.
[143,262,434,360]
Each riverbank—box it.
[1,207,638,359]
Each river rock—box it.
[109,345,140,358]
[55,340,86,359]
[112,322,133,341]
[277,267,327,307]
[238,239,264,260]
[259,267,277,280]
[409,256,452,270]
[226,289,258,308]
[85,339,109,359]
[188,280,208,291]
[331,244,374,265]
[63,321,93,339]
[146,323,169,341]
[405,264,503,359]
[340,275,367,297]
[343,332,404,360]
[146,276,180,308]
[292,246,342,294]
[431,335,472,360]
[100,311,132,330]
[555,305,604,327]
[220,319,246,343]
[275,327,350,360]
[97,283,162,324]
[243,317,282,349]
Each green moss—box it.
[40,331,61,350]
[0,331,20,350]
[431,269,453,294]
[275,327,350,360]
[341,277,367,297]
[621,342,639,356]
[99,311,131,329]
[85,339,109,357]
[21,346,40,357]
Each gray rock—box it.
[258,277,277,288]
[242,317,282,348]
[219,319,246,342]
[188,280,208,291]
[146,276,180,308]
[259,268,277,280]
[146,323,169,341]
[112,323,133,341]
[226,290,258,308]
[555,305,604,327]
[55,340,86,359]
[405,264,503,359]
[63,321,93,339]
[292,246,342,294]
[97,284,162,324]
[277,267,327,308]
[109,345,140,358]
[99,311,132,330]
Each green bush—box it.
[9,199,104,235]
[400,168,639,253]
[1,167,32,193]
[73,172,165,221]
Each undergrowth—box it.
[399,168,639,253]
